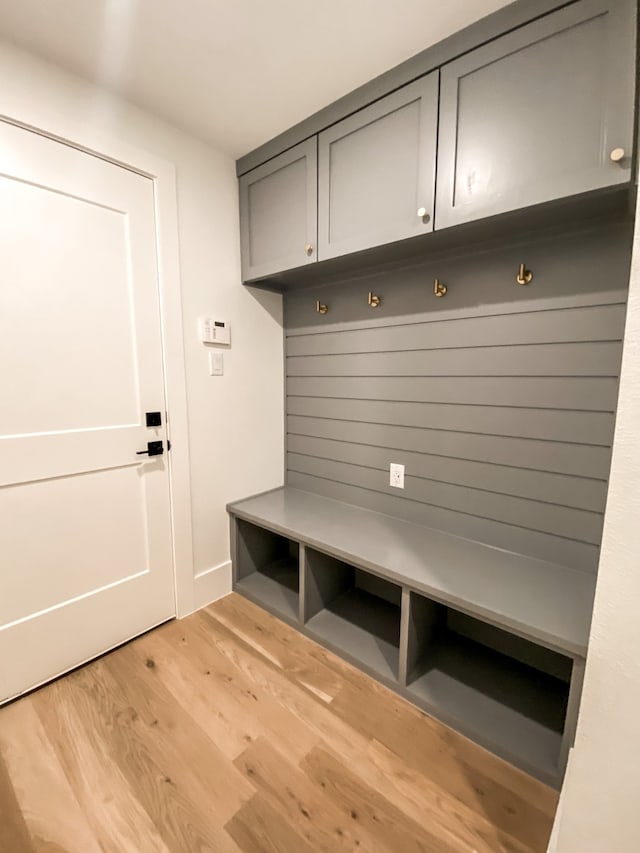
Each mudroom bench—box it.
[227,486,595,787]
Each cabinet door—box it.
[239,139,317,281]
[318,74,438,261]
[436,0,635,230]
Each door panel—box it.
[0,468,149,625]
[239,138,317,281]
[436,0,635,229]
[318,73,438,260]
[0,121,175,703]
[1,177,138,434]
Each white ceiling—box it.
[0,0,512,158]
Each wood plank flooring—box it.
[0,593,558,852]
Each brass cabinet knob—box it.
[305,243,314,256]
[417,207,430,223]
[610,148,625,163]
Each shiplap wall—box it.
[284,223,632,574]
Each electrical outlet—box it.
[389,463,405,489]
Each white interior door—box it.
[0,121,176,703]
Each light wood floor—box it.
[0,593,557,852]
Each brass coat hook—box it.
[315,300,328,315]
[368,292,381,308]
[516,263,533,286]
[434,279,447,297]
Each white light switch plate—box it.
[209,352,224,376]
[390,463,405,489]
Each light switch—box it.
[209,352,224,376]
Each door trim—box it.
[0,112,196,618]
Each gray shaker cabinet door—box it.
[318,73,438,261]
[239,138,317,281]
[436,0,635,230]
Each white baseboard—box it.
[547,747,574,853]
[191,560,232,613]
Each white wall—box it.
[0,41,285,609]
[551,186,640,851]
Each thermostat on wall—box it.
[200,317,231,345]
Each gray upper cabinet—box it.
[238,0,636,281]
[317,74,438,261]
[239,139,317,281]
[436,0,635,230]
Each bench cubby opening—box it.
[405,592,572,781]
[304,548,402,682]
[228,486,595,784]
[234,519,300,621]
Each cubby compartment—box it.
[304,548,402,681]
[234,519,300,621]
[405,593,572,781]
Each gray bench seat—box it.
[228,486,595,657]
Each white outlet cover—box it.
[390,463,405,489]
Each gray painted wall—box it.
[284,222,632,574]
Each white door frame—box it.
[0,111,196,618]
